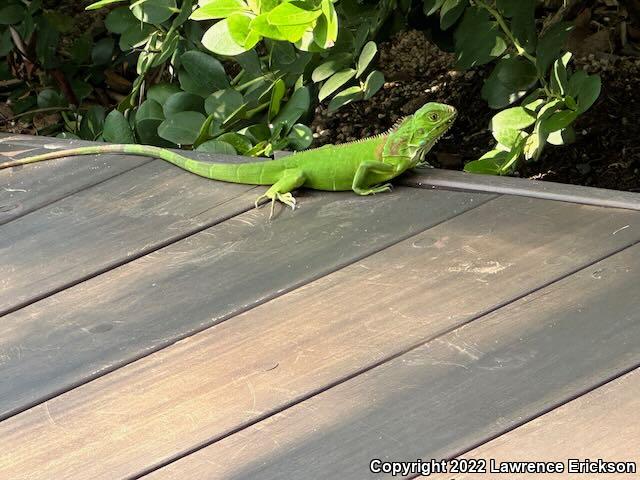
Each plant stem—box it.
[9,106,78,120]
[474,0,537,64]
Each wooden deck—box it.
[1,133,639,479]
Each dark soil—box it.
[311,9,640,191]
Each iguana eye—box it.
[429,113,439,122]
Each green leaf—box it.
[158,111,207,145]
[327,85,362,112]
[249,13,286,40]
[181,50,230,92]
[481,56,538,109]
[131,0,177,24]
[547,126,575,145]
[496,56,538,91]
[135,99,166,145]
[205,88,244,121]
[536,22,573,75]
[277,23,311,43]
[314,0,338,49]
[524,128,543,161]
[267,2,322,25]
[91,37,114,65]
[454,6,507,70]
[202,19,248,55]
[235,50,263,77]
[540,109,577,133]
[147,83,181,104]
[353,22,369,53]
[163,92,206,116]
[79,105,106,141]
[240,123,271,142]
[311,53,353,82]
[439,0,465,30]
[536,98,562,119]
[423,0,446,16]
[151,30,180,68]
[356,41,377,78]
[464,150,510,174]
[465,146,522,175]
[119,23,155,50]
[268,78,286,120]
[490,107,536,131]
[550,51,572,95]
[497,0,536,52]
[85,0,126,10]
[521,89,545,112]
[272,86,310,130]
[567,69,587,97]
[493,128,525,150]
[192,113,221,148]
[227,12,261,47]
[37,89,67,109]
[363,70,384,100]
[69,35,92,63]
[196,139,237,154]
[0,29,12,57]
[576,74,601,114]
[286,123,312,150]
[35,17,60,69]
[216,132,252,154]
[564,95,577,111]
[190,0,248,19]
[103,110,136,144]
[319,68,356,101]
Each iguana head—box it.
[384,102,457,169]
[409,102,457,165]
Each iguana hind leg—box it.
[255,169,306,219]
[352,161,395,195]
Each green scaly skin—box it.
[0,102,457,218]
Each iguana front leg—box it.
[352,161,395,195]
[255,169,306,219]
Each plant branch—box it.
[474,0,537,64]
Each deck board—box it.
[0,196,638,479]
[0,187,488,420]
[147,245,640,480]
[429,368,640,480]
[0,160,257,314]
[0,135,150,225]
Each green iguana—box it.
[1,102,457,218]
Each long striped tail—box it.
[0,144,285,185]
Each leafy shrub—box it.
[6,0,385,156]
[1,0,602,171]
[423,0,602,175]
[0,0,126,130]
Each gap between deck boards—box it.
[133,236,640,479]
[2,195,639,480]
[0,189,497,421]
[140,244,640,480]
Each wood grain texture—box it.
[1,196,639,479]
[0,135,150,225]
[0,134,260,227]
[0,187,487,419]
[0,159,257,314]
[429,368,640,480]
[149,246,640,480]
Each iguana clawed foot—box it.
[356,183,393,196]
[254,191,297,220]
